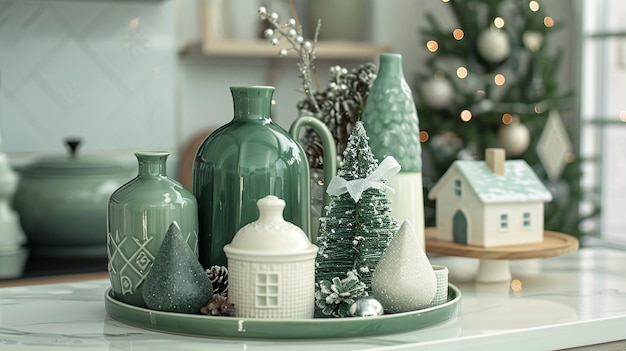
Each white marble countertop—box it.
[1,246,625,350]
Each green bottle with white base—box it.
[360,53,426,250]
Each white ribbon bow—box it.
[326,156,401,203]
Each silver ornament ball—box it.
[523,31,543,52]
[498,119,530,156]
[477,28,511,63]
[422,76,455,109]
[348,297,384,317]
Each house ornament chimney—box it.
[485,148,505,175]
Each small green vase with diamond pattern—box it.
[107,151,199,308]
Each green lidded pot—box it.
[193,86,336,269]
[12,138,135,258]
[107,151,199,308]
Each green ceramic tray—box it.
[104,284,461,339]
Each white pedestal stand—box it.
[475,259,512,283]
[425,227,579,283]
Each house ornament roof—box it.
[429,160,553,204]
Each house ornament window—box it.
[500,213,509,231]
[523,212,531,228]
[454,179,462,197]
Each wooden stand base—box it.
[425,227,579,283]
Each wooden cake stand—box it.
[425,227,579,282]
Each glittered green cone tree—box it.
[414,0,598,237]
[315,122,400,305]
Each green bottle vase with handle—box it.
[107,151,199,308]
[193,86,336,269]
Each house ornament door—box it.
[453,210,467,244]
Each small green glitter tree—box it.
[315,122,399,294]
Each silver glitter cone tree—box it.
[315,122,399,293]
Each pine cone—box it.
[200,294,235,317]
[315,270,367,317]
[206,265,228,297]
[299,63,377,170]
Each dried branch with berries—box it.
[258,5,377,170]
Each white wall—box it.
[0,0,580,183]
[0,0,177,160]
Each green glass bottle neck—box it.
[231,86,274,121]
[377,53,404,78]
[135,152,169,177]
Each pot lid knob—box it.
[65,138,82,158]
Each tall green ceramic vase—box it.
[360,53,426,249]
[107,151,199,307]
[193,86,312,269]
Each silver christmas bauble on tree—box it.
[477,28,511,63]
[422,76,455,109]
[522,31,544,52]
[498,118,530,156]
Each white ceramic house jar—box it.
[223,195,318,319]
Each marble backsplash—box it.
[0,0,177,156]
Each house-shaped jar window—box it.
[256,273,280,308]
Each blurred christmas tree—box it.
[415,0,599,238]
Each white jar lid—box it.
[224,195,317,254]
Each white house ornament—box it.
[422,76,455,109]
[371,220,437,313]
[427,148,553,247]
[223,195,318,319]
[498,117,530,156]
[477,28,511,63]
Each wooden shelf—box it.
[181,40,390,61]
